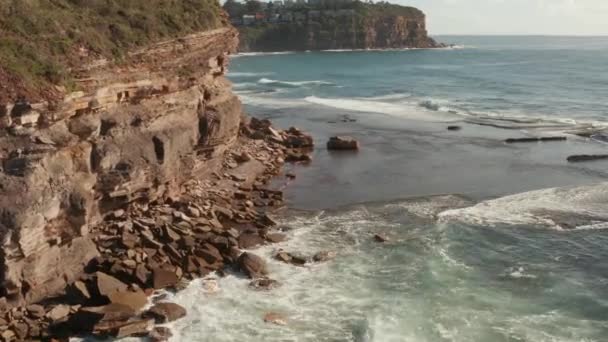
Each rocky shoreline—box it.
[0,116,315,341]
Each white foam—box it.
[438,183,608,229]
[305,95,461,122]
[238,93,307,109]
[258,78,334,87]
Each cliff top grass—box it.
[0,0,225,103]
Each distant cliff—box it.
[236,3,442,51]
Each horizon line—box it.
[432,34,608,37]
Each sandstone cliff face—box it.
[0,27,241,307]
[239,13,439,51]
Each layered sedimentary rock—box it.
[0,27,241,308]
[238,8,441,51]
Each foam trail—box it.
[258,78,334,87]
[439,182,608,229]
[305,95,460,122]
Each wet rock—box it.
[274,251,307,266]
[263,312,287,326]
[265,232,287,243]
[447,125,461,131]
[152,268,179,289]
[238,232,265,249]
[96,272,129,297]
[107,291,148,311]
[327,136,359,150]
[149,326,173,342]
[505,136,567,143]
[374,234,388,243]
[143,303,187,323]
[237,252,268,279]
[567,154,608,162]
[285,151,312,163]
[313,251,337,262]
[249,278,280,291]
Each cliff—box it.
[0,2,315,339]
[237,3,441,51]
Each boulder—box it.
[238,233,265,249]
[96,272,129,297]
[327,136,359,150]
[237,252,268,279]
[46,304,71,322]
[152,268,179,289]
[143,303,187,323]
[107,291,148,311]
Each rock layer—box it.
[0,27,241,308]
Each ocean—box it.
[162,37,608,341]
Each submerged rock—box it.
[249,278,280,291]
[327,136,359,150]
[567,154,608,162]
[144,303,187,323]
[238,252,268,279]
[263,312,288,326]
[313,251,337,262]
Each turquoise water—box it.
[165,37,608,342]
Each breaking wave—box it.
[258,78,334,87]
[438,182,608,230]
[304,95,461,122]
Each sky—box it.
[391,0,608,35]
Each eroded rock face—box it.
[0,28,242,308]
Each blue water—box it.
[163,37,608,342]
[230,36,608,126]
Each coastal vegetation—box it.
[0,0,224,101]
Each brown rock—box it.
[144,303,187,323]
[1,330,16,342]
[238,233,265,249]
[26,304,46,319]
[46,304,71,322]
[152,268,179,289]
[195,243,223,265]
[114,319,154,338]
[96,272,129,297]
[11,322,28,340]
[237,252,268,279]
[327,136,359,150]
[135,264,151,285]
[263,312,287,325]
[149,326,173,342]
[108,291,148,311]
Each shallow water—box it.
[166,196,608,342]
[91,37,608,341]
